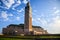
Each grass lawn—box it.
[0,35,60,40]
[0,38,32,40]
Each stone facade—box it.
[32,26,48,35]
[2,24,24,35]
[2,24,48,35]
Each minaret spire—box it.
[24,2,32,35]
[27,2,30,6]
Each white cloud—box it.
[16,16,20,21]
[36,15,60,34]
[47,15,60,34]
[8,13,13,16]
[52,16,60,20]
[23,0,28,4]
[2,0,15,9]
[32,18,34,21]
[12,7,16,10]
[17,8,24,13]
[40,20,47,27]
[1,11,8,19]
[52,8,60,16]
[4,18,9,21]
[33,10,37,12]
[48,21,60,34]
[12,7,24,13]
[37,18,41,21]
[17,0,21,4]
[40,14,45,17]
[46,7,60,34]
[13,0,21,8]
[37,18,47,27]
[54,10,60,14]
[32,18,35,22]
[1,11,9,21]
[0,6,8,9]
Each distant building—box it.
[2,2,48,35]
[2,24,48,35]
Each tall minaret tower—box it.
[24,2,32,35]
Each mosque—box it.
[2,2,48,35]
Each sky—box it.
[0,0,60,34]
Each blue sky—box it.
[0,0,60,34]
